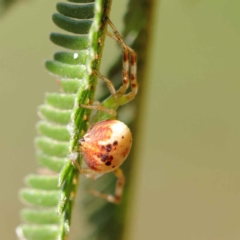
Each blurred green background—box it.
[1,0,240,239]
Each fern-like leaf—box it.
[17,0,113,239]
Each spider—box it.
[73,18,138,204]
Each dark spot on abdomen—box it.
[106,144,112,152]
[97,153,109,162]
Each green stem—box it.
[58,0,113,239]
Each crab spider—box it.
[73,18,138,204]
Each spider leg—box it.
[86,18,138,116]
[88,168,125,204]
[120,48,138,103]
[106,27,130,95]
[106,18,138,105]
[94,69,119,104]
[80,103,117,117]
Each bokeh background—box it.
[1,0,240,239]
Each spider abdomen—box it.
[79,119,132,173]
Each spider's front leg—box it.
[106,17,138,105]
[85,18,138,115]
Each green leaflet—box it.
[17,0,113,239]
[37,121,70,141]
[52,14,92,34]
[45,60,86,79]
[16,225,59,240]
[25,174,59,190]
[20,189,60,207]
[50,33,90,50]
[21,208,60,224]
[56,2,94,19]
[36,153,67,172]
[53,51,88,65]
